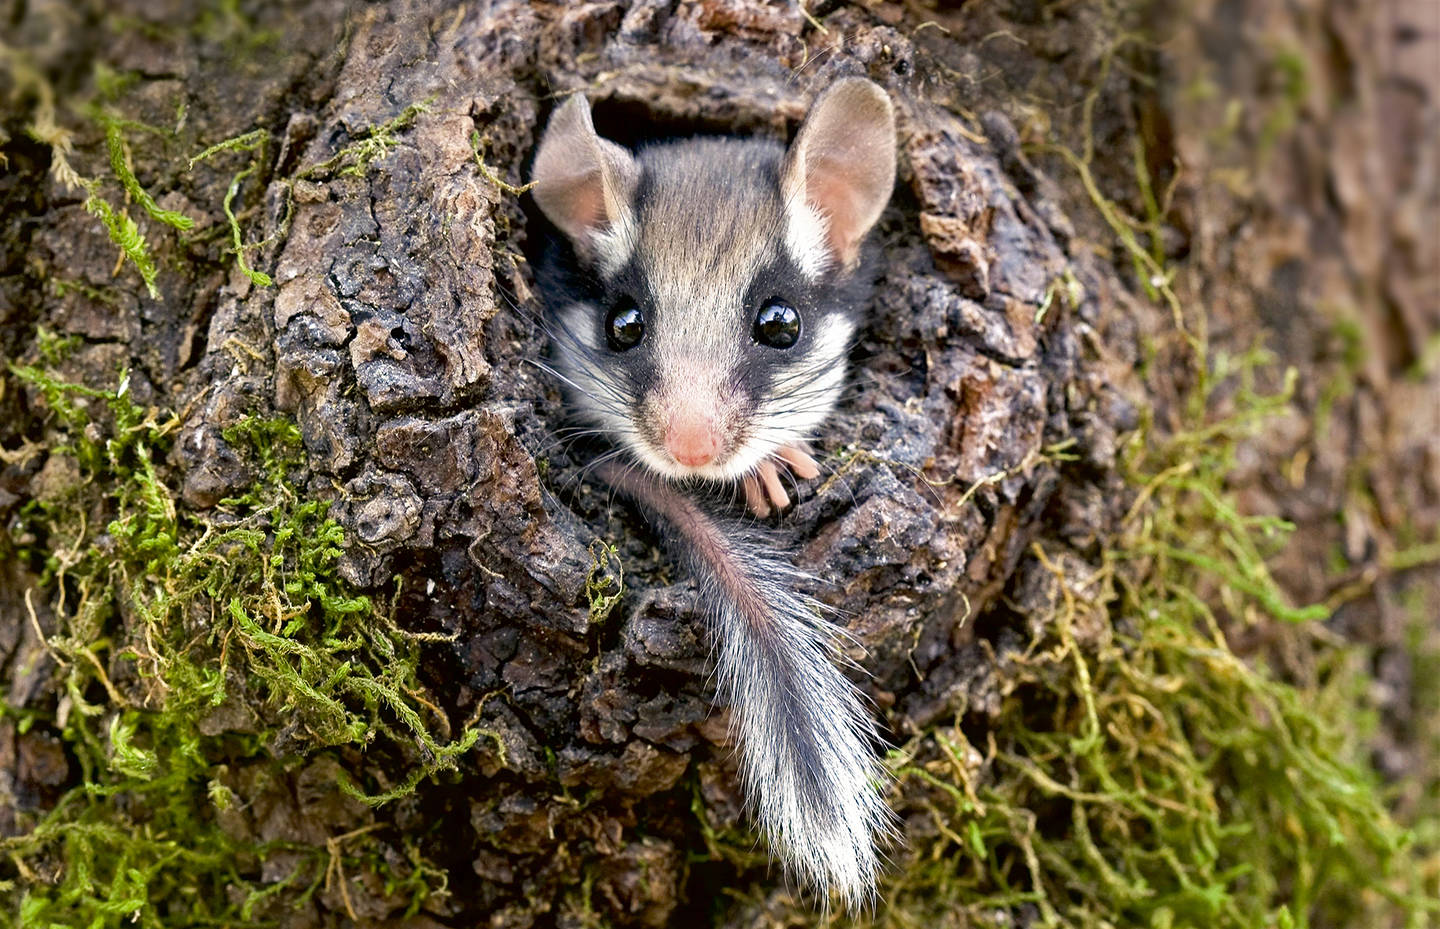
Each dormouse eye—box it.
[753,299,801,349]
[606,298,645,351]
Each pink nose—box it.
[664,418,722,467]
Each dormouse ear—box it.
[530,93,640,254]
[780,78,896,271]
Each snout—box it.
[664,413,723,467]
[641,373,751,479]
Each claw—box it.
[775,444,820,480]
[758,460,790,510]
[743,472,771,518]
[741,444,824,517]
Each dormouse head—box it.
[530,79,896,484]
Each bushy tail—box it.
[707,539,894,908]
[597,464,893,908]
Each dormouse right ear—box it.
[781,78,896,272]
[530,93,640,257]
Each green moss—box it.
[194,0,283,52]
[66,108,196,300]
[187,128,268,170]
[1037,269,1085,326]
[1409,331,1440,381]
[1259,47,1308,157]
[92,64,140,104]
[470,129,538,196]
[82,192,160,299]
[298,98,433,181]
[185,94,435,290]
[31,327,83,367]
[2,363,474,926]
[101,117,194,233]
[50,277,122,309]
[1401,586,1440,890]
[17,53,431,298]
[187,128,273,287]
[1314,311,1365,443]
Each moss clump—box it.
[871,346,1431,928]
[1,362,474,926]
[81,110,195,299]
[12,43,430,299]
[295,97,433,182]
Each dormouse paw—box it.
[741,445,821,518]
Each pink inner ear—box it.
[808,159,865,265]
[551,169,610,240]
[571,180,607,233]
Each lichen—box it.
[585,538,625,624]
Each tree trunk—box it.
[1,1,1434,927]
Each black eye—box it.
[606,299,645,351]
[753,299,800,349]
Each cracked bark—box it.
[1,0,1434,926]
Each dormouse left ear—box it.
[780,78,897,271]
[530,92,640,259]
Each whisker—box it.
[530,360,635,420]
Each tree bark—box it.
[1,1,1434,927]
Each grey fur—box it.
[530,79,899,906]
[538,128,860,482]
[597,463,895,908]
